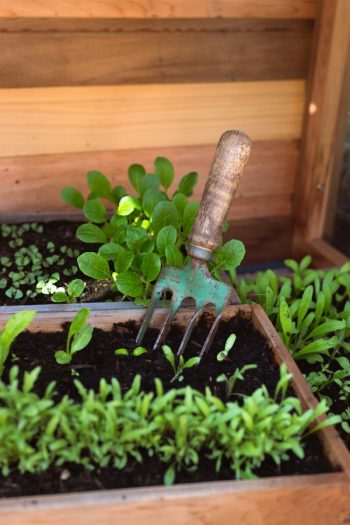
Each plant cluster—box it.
[237,257,350,440]
[61,162,245,305]
[0,224,80,303]
[0,364,335,483]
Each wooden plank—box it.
[226,217,293,264]
[0,141,297,217]
[0,19,313,88]
[292,0,350,244]
[0,474,348,525]
[0,1,317,19]
[292,232,349,268]
[0,81,305,157]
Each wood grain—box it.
[0,1,317,19]
[293,0,350,243]
[0,19,313,88]
[0,81,305,157]
[0,140,298,216]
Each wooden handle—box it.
[188,130,251,260]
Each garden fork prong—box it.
[177,304,208,356]
[136,286,163,346]
[198,310,226,360]
[153,295,183,350]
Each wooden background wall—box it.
[0,0,317,263]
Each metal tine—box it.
[135,286,164,346]
[177,303,209,356]
[153,294,183,350]
[198,309,226,361]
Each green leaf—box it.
[308,319,346,339]
[61,187,84,209]
[83,199,106,224]
[69,308,90,338]
[156,225,177,254]
[111,185,127,204]
[141,253,161,282]
[77,252,111,280]
[280,301,293,338]
[117,196,138,216]
[99,242,124,261]
[76,224,107,244]
[139,173,160,196]
[128,164,146,193]
[133,347,148,356]
[182,201,199,234]
[172,193,188,219]
[152,201,179,236]
[225,333,236,352]
[183,357,200,369]
[293,338,337,360]
[154,157,174,190]
[165,245,183,267]
[67,279,85,298]
[115,348,129,356]
[164,465,175,486]
[116,271,143,297]
[126,226,148,251]
[71,325,93,353]
[55,350,72,365]
[214,240,245,270]
[51,292,69,303]
[142,188,167,217]
[175,171,198,197]
[87,171,112,199]
[0,310,36,358]
[113,248,134,274]
[297,285,313,328]
[162,345,176,372]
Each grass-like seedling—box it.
[162,345,200,382]
[0,364,337,482]
[0,310,36,375]
[216,333,236,361]
[55,308,93,364]
[115,346,148,357]
[216,364,257,397]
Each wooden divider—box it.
[0,0,316,19]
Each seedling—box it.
[216,364,257,397]
[55,308,93,364]
[162,345,200,382]
[114,346,148,357]
[51,279,85,303]
[0,310,36,375]
[217,333,236,361]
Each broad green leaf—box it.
[214,240,245,270]
[172,193,188,219]
[99,242,124,261]
[128,164,146,193]
[156,225,177,254]
[78,252,111,280]
[87,171,112,199]
[116,271,143,297]
[154,157,174,190]
[114,248,134,274]
[111,185,127,204]
[71,325,93,353]
[175,171,198,197]
[142,188,167,217]
[165,245,183,267]
[67,279,85,298]
[55,350,72,365]
[139,173,160,196]
[117,196,138,216]
[141,253,161,282]
[151,201,179,236]
[182,201,199,235]
[76,223,107,244]
[83,199,106,224]
[61,187,84,209]
[51,292,69,303]
[126,226,148,251]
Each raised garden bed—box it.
[0,304,349,524]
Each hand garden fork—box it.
[136,130,251,358]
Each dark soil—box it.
[0,314,334,497]
[0,221,115,306]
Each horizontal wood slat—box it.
[0,81,304,157]
[0,19,313,88]
[0,141,298,220]
[0,1,316,19]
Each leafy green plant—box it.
[162,345,200,382]
[0,365,337,482]
[54,308,93,364]
[61,162,245,304]
[0,311,36,375]
[51,279,85,303]
[216,333,236,361]
[216,364,257,397]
